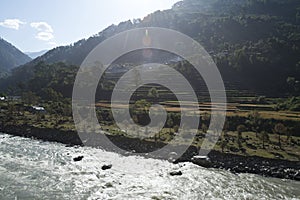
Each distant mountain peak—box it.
[25,50,48,59]
[0,38,31,77]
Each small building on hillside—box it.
[28,106,47,114]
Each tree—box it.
[173,125,179,133]
[7,103,16,117]
[286,127,292,144]
[201,112,210,122]
[167,117,174,134]
[259,131,269,149]
[0,92,7,98]
[236,124,246,149]
[220,140,228,153]
[232,47,249,71]
[274,123,287,149]
[237,134,243,149]
[236,124,246,138]
[201,124,208,133]
[286,77,298,93]
[131,99,150,114]
[247,111,261,137]
[42,88,63,102]
[130,99,150,125]
[147,87,159,103]
[22,91,40,105]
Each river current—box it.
[0,132,299,200]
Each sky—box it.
[0,0,178,52]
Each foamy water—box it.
[0,133,299,199]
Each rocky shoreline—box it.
[191,151,300,181]
[1,124,299,181]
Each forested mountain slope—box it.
[1,0,300,96]
[0,38,31,77]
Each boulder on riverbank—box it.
[191,155,212,168]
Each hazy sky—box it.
[0,0,178,52]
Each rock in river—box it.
[170,171,183,176]
[102,164,112,170]
[73,156,84,162]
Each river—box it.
[0,132,299,200]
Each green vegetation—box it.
[0,100,74,131]
[1,95,299,161]
[276,97,300,111]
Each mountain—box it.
[1,0,300,96]
[25,50,48,59]
[0,38,31,77]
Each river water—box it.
[0,132,299,200]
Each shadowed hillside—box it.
[1,0,300,96]
[0,38,31,77]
